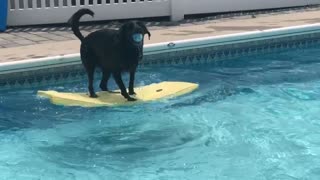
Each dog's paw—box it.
[127,97,137,101]
[100,85,108,92]
[90,94,98,98]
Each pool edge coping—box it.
[1,23,320,74]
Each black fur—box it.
[68,8,151,101]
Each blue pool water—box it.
[1,47,320,180]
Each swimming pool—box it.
[1,44,320,179]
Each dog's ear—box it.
[137,21,151,40]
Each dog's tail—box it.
[68,8,94,41]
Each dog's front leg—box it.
[100,70,111,91]
[129,68,136,95]
[113,71,136,101]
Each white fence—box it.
[7,0,320,26]
[183,0,320,15]
[7,0,171,26]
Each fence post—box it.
[0,0,8,32]
[170,0,184,21]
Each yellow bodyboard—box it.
[38,81,198,107]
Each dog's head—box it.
[120,21,151,45]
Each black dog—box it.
[68,9,151,101]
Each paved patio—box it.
[0,6,320,63]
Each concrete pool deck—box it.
[0,6,320,63]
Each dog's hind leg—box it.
[99,70,111,91]
[82,56,97,98]
[113,71,136,101]
[86,63,98,98]
[81,45,98,98]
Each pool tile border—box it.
[1,23,320,91]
